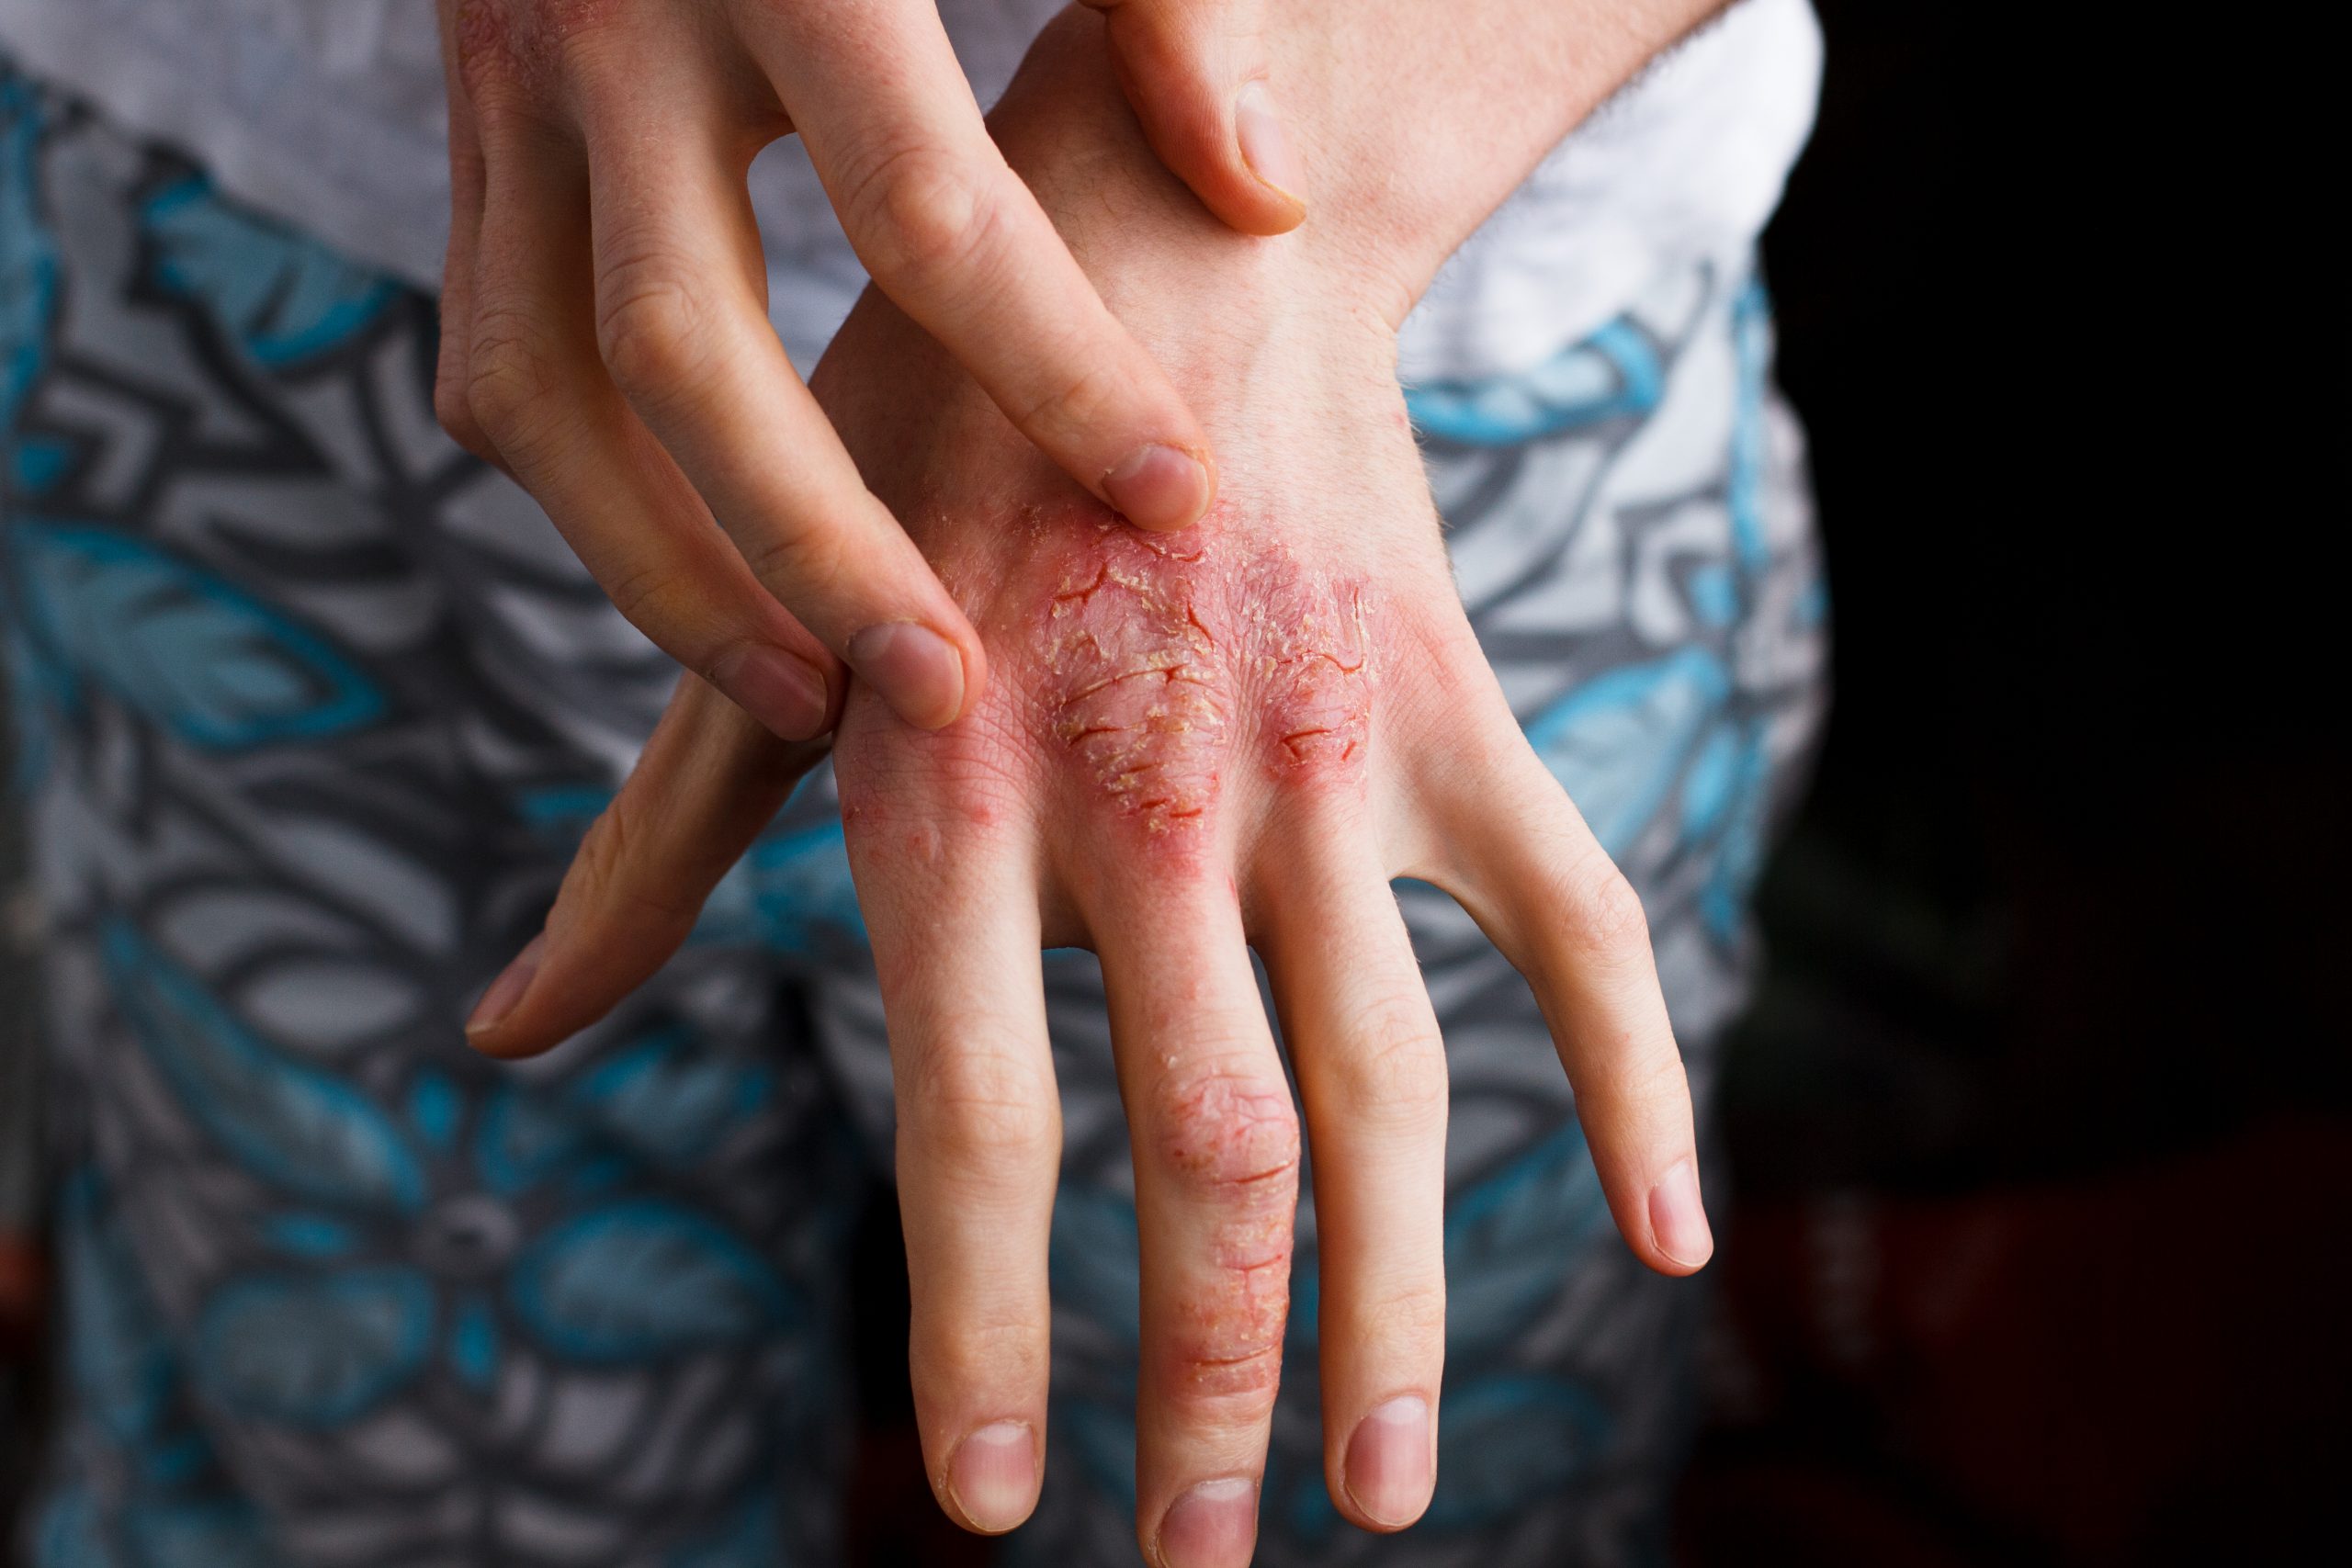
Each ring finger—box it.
[1252,800,1448,1532]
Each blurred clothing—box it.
[0,0,1821,386]
[0,36,1826,1568]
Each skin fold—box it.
[469,4,1733,1564]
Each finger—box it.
[1416,730,1710,1277]
[431,0,494,461]
[740,0,1218,532]
[1093,873,1296,1568]
[851,808,1059,1537]
[461,107,840,743]
[1253,813,1445,1532]
[572,59,986,733]
[1081,0,1306,235]
[465,674,826,1057]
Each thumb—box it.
[1081,0,1306,236]
[464,674,829,1058]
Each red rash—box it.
[1016,510,1375,838]
[1151,1071,1300,1402]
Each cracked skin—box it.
[1015,506,1375,840]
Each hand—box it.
[470,14,1714,1561]
[431,0,1306,743]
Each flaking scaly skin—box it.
[1018,508,1374,846]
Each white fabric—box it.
[0,0,1820,382]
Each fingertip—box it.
[709,643,836,741]
[1645,1157,1714,1274]
[1341,1394,1434,1531]
[1232,79,1306,226]
[464,932,548,1055]
[848,620,972,730]
[945,1420,1041,1535]
[1102,443,1216,532]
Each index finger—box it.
[739,0,1217,532]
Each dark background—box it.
[5,1,2344,1563]
[1668,3,2346,1563]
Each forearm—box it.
[999,0,1732,329]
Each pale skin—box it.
[458,3,1730,1564]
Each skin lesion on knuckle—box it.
[1254,577,1375,786]
[1023,517,1383,836]
[450,1,522,95]
[1160,1329,1288,1414]
[1039,527,1229,838]
[1158,1221,1295,1411]
[454,0,610,109]
[1153,1067,1302,1198]
[837,716,1033,858]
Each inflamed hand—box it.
[467,4,1729,1563]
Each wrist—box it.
[990,10,1421,350]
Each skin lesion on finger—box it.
[1146,1069,1302,1406]
[453,0,631,98]
[1044,544,1230,834]
[1018,508,1379,840]
[1178,1201,1295,1398]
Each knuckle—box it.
[1012,356,1125,444]
[1563,858,1652,962]
[738,521,848,601]
[563,794,698,938]
[1159,1337,1285,1424]
[903,1038,1060,1176]
[464,313,565,460]
[910,1312,1046,1399]
[842,142,1001,298]
[1151,1062,1300,1198]
[595,560,678,637]
[594,246,720,403]
[1159,1235,1293,1419]
[450,1,519,99]
[1374,1277,1450,1354]
[1329,992,1447,1130]
[543,2,623,80]
[1624,1051,1694,1120]
[433,361,492,457]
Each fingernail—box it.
[708,644,831,741]
[846,621,967,730]
[947,1420,1036,1533]
[1102,444,1212,531]
[1156,1476,1258,1568]
[1235,79,1306,205]
[466,933,545,1035]
[1344,1394,1433,1528]
[1649,1158,1714,1269]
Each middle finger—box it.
[1094,869,1297,1568]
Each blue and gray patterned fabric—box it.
[0,57,1826,1568]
